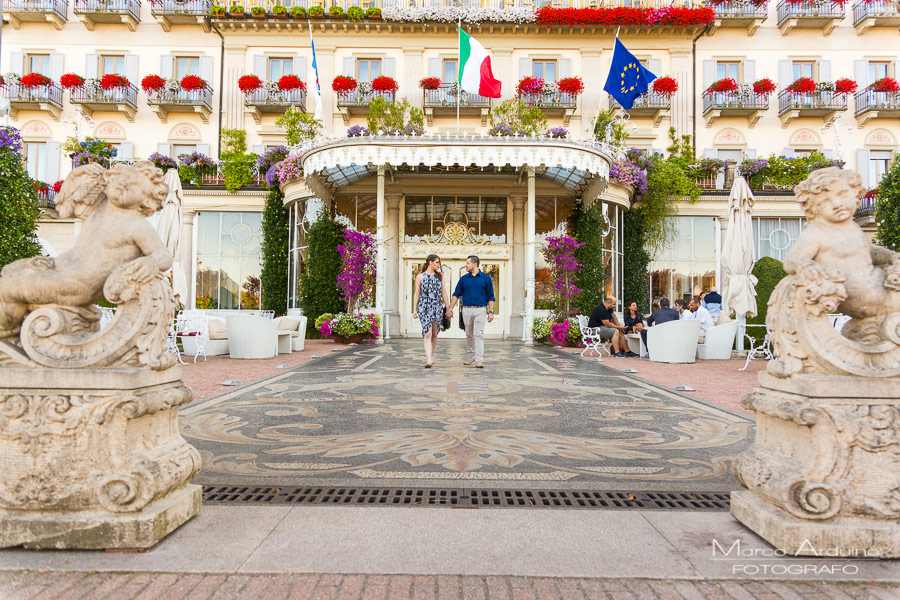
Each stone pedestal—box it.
[0,366,201,549]
[731,372,900,557]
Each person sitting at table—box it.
[682,295,716,342]
[674,298,688,317]
[588,295,630,357]
[702,286,722,319]
[640,297,681,351]
[623,301,645,335]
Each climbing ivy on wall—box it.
[260,186,289,316]
[623,209,651,314]
[300,209,345,335]
[567,199,605,315]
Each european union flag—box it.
[603,38,657,110]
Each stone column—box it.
[524,167,536,346]
[670,49,692,142]
[223,43,247,132]
[385,193,402,339]
[315,44,336,137]
[509,195,526,339]
[375,166,386,342]
[179,210,196,309]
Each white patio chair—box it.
[646,319,701,363]
[166,321,185,365]
[576,315,610,358]
[696,321,738,360]
[226,314,278,359]
[275,315,308,352]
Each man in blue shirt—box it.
[448,255,495,368]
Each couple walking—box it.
[412,254,495,368]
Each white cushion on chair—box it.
[207,317,228,340]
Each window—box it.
[717,149,743,163]
[101,56,125,77]
[793,149,817,158]
[268,58,293,81]
[792,61,815,80]
[195,212,263,310]
[649,217,717,304]
[870,150,893,187]
[404,196,507,244]
[172,144,197,160]
[716,61,740,82]
[533,60,557,82]
[27,55,51,76]
[442,59,457,84]
[25,142,47,182]
[175,57,200,80]
[754,218,804,262]
[357,59,381,82]
[868,61,890,86]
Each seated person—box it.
[623,300,645,335]
[682,295,716,342]
[702,286,722,319]
[588,295,632,357]
[641,297,681,350]
[674,298,688,317]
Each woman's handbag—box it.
[458,311,465,331]
[441,315,451,331]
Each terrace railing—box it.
[778,89,848,113]
[711,0,768,19]
[74,0,140,20]
[2,0,67,20]
[424,83,491,108]
[70,83,138,110]
[150,0,210,15]
[703,88,770,113]
[244,87,307,108]
[1,82,64,107]
[336,89,395,107]
[777,0,846,23]
[854,88,900,115]
[853,0,900,24]
[519,91,578,109]
[146,87,213,111]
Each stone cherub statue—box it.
[0,161,177,370]
[767,166,900,377]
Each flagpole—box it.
[456,19,461,133]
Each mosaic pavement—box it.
[181,340,755,492]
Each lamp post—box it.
[821,116,852,163]
[62,108,95,143]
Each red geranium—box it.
[60,73,85,90]
[834,78,858,95]
[141,74,166,92]
[100,74,129,90]
[419,77,441,90]
[786,77,816,94]
[752,78,777,96]
[53,180,64,193]
[278,75,306,91]
[517,76,545,96]
[863,188,879,200]
[371,75,398,93]
[872,77,899,93]
[332,75,357,94]
[707,78,738,93]
[535,6,715,28]
[0,75,4,86]
[557,76,585,95]
[238,74,262,93]
[181,75,207,91]
[32,181,49,194]
[20,73,52,88]
[652,76,678,96]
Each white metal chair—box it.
[741,325,773,371]
[646,319,701,363]
[576,315,611,358]
[696,321,738,360]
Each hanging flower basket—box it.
[100,74,129,90]
[752,78,777,96]
[20,73,52,88]
[786,77,816,94]
[60,73,86,90]
[238,74,262,94]
[834,78,858,95]
[872,77,899,93]
[181,75,207,91]
[707,78,738,93]
[141,74,166,92]
[652,76,678,96]
[419,77,441,90]
[278,75,306,91]
[516,76,545,96]
[332,75,357,95]
[371,75,398,93]
[557,76,585,95]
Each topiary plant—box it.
[623,209,651,314]
[875,156,900,252]
[289,5,305,17]
[745,256,788,343]
[329,5,343,17]
[260,186,288,316]
[300,210,344,335]
[0,126,42,269]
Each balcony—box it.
[423,83,491,126]
[336,89,394,124]
[519,91,578,125]
[74,0,139,30]
[150,0,211,31]
[1,82,64,120]
[853,88,900,126]
[777,89,848,127]
[244,88,306,125]
[36,189,57,210]
[777,0,845,35]
[146,87,213,124]
[612,91,671,126]
[191,160,266,188]
[2,0,67,29]
[852,0,900,33]
[702,88,770,128]
[70,83,138,122]
[707,0,767,36]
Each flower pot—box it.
[212,12,226,18]
[230,11,245,18]
[273,12,286,18]
[366,14,381,19]
[310,13,323,19]
[332,333,369,344]
[251,12,265,19]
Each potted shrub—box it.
[371,75,398,93]
[557,76,585,96]
[238,74,262,94]
[141,74,166,93]
[60,73,85,91]
[272,4,286,18]
[834,78,858,95]
[516,76,545,96]
[332,75,357,95]
[347,5,363,20]
[250,5,265,19]
[100,74,129,90]
[328,5,343,18]
[872,77,899,93]
[278,74,306,91]
[229,3,244,18]
[289,5,305,18]
[180,75,207,91]
[651,76,678,97]
[366,6,381,18]
[707,77,739,94]
[308,5,324,18]
[752,78,777,96]
[419,77,441,90]
[316,313,380,344]
[786,77,816,95]
[210,4,225,17]
[20,73,52,88]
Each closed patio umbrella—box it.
[157,169,189,307]
[721,175,758,351]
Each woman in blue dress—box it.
[412,253,450,368]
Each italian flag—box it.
[458,28,502,98]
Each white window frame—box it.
[27,54,51,76]
[175,56,200,80]
[356,59,382,82]
[267,57,293,81]
[532,60,558,82]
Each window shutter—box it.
[818,59,831,83]
[49,53,64,82]
[855,60,868,87]
[196,143,211,158]
[199,56,214,85]
[118,142,133,160]
[702,60,716,89]
[10,52,24,74]
[428,58,441,78]
[382,57,395,78]
[294,56,307,81]
[857,149,871,187]
[251,144,265,156]
[743,60,755,85]
[779,60,791,88]
[254,55,266,78]
[559,58,572,79]
[160,55,173,80]
[782,147,796,158]
[86,54,99,79]
[45,142,60,183]
[343,57,355,77]
[125,54,138,86]
[745,149,757,160]
[648,59,661,77]
[158,142,171,156]
[520,57,532,78]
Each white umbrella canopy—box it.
[157,169,188,306]
[721,175,758,321]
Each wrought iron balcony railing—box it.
[74,0,140,20]
[423,83,491,108]
[150,0,210,15]
[519,91,578,109]
[853,0,900,24]
[192,160,266,187]
[854,88,900,115]
[336,89,395,107]
[3,0,67,20]
[703,89,770,112]
[710,0,768,19]
[629,91,672,110]
[146,87,213,110]
[778,89,848,114]
[36,189,57,209]
[777,0,846,25]
[70,83,138,109]
[855,195,877,219]
[244,88,306,107]
[1,82,64,107]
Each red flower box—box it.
[60,73,85,90]
[100,74,129,90]
[20,73,52,88]
[652,76,678,96]
[141,74,166,92]
[517,76,545,96]
[278,75,306,91]
[52,180,64,193]
[32,181,49,194]
[834,78,858,95]
[752,78,777,96]
[332,75,357,95]
[557,76,585,95]
[371,75,398,93]
[419,77,441,90]
[872,77,899,93]
[786,77,816,94]
[535,6,715,28]
[180,75,207,91]
[238,74,262,93]
[707,78,738,93]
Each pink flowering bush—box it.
[317,312,381,342]
[275,154,303,183]
[549,319,571,346]
[337,229,376,312]
[542,236,584,318]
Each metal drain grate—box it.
[201,486,731,511]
